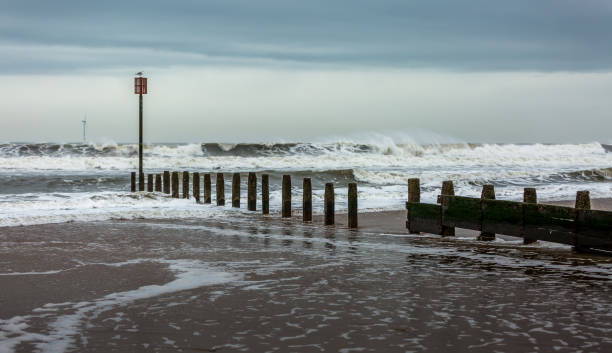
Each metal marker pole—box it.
[138,92,143,188]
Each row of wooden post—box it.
[131,171,358,228]
[408,178,592,244]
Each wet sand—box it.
[1,201,612,352]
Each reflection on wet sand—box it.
[0,214,611,352]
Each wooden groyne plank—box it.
[523,204,576,245]
[576,209,612,252]
[482,199,523,237]
[441,195,482,231]
[406,202,441,234]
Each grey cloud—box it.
[1,0,612,73]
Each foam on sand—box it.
[0,259,242,353]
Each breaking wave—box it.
[2,141,608,159]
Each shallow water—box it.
[1,214,610,352]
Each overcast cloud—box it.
[1,0,611,143]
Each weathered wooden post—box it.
[523,187,537,244]
[232,173,241,208]
[171,172,179,198]
[303,178,312,222]
[324,183,335,225]
[182,171,189,199]
[348,183,358,229]
[131,172,136,192]
[155,174,162,192]
[193,172,200,202]
[216,173,225,206]
[441,180,454,197]
[407,178,420,234]
[408,178,420,203]
[282,175,291,218]
[248,172,256,211]
[262,174,269,215]
[203,174,212,204]
[147,174,153,192]
[575,191,591,210]
[139,173,145,191]
[441,180,455,236]
[524,187,537,204]
[478,184,496,241]
[163,171,170,194]
[574,190,591,252]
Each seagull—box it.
[135,71,143,76]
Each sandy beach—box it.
[1,201,611,352]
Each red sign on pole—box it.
[134,77,147,94]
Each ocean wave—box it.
[353,167,612,186]
[2,141,608,159]
[0,142,205,158]
[0,142,609,172]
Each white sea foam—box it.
[0,141,610,227]
[0,142,608,172]
[0,259,242,353]
[0,192,234,227]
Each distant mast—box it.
[82,115,87,143]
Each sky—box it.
[1,0,611,144]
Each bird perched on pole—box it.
[135,71,143,76]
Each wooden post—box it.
[348,183,358,229]
[324,183,335,225]
[574,190,591,252]
[216,173,225,206]
[248,172,256,211]
[441,180,454,197]
[575,191,591,210]
[441,180,455,236]
[182,171,189,199]
[171,172,179,198]
[155,174,162,192]
[163,171,170,194]
[139,173,145,191]
[193,172,200,202]
[408,178,420,203]
[524,187,537,204]
[262,174,269,215]
[407,178,420,234]
[282,175,291,218]
[303,178,312,222]
[478,184,496,241]
[147,174,153,192]
[232,173,241,208]
[131,172,136,192]
[203,174,212,204]
[523,187,537,244]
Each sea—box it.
[1,139,611,227]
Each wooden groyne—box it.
[406,179,612,254]
[129,172,611,254]
[130,171,358,228]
